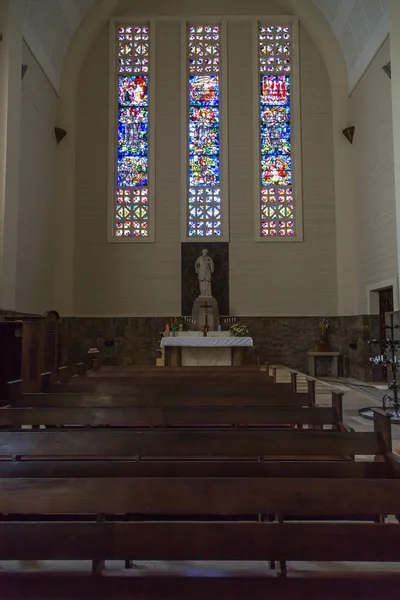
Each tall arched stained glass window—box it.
[115,24,150,238]
[259,24,295,238]
[187,25,222,238]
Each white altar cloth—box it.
[161,336,253,348]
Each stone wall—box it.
[62,315,380,380]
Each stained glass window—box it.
[188,25,221,237]
[115,25,150,238]
[259,25,294,237]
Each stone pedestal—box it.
[192,296,219,331]
[307,351,341,378]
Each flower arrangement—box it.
[229,322,250,337]
[169,317,180,335]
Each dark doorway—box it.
[379,287,394,379]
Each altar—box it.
[160,332,253,366]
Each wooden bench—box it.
[0,476,399,577]
[0,404,345,430]
[2,572,400,600]
[0,457,390,478]
[7,378,319,407]
[0,420,389,460]
[87,365,271,377]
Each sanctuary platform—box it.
[160,332,253,366]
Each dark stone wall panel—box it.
[181,242,229,316]
[61,314,380,380]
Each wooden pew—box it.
[0,389,345,432]
[2,572,400,600]
[0,458,388,479]
[7,390,317,408]
[8,377,319,407]
[87,365,270,376]
[0,405,342,429]
[0,477,399,575]
[0,426,389,460]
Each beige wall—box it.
[229,21,337,316]
[15,41,57,314]
[350,37,398,314]
[74,4,337,317]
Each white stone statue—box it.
[195,249,215,297]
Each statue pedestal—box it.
[192,296,219,331]
[317,341,331,352]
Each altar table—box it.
[160,334,253,366]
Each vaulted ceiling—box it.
[312,0,389,90]
[22,0,390,93]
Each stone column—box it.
[0,0,23,310]
[390,0,400,303]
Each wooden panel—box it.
[0,478,398,515]
[0,460,387,479]
[16,391,309,407]
[0,522,400,560]
[0,406,338,427]
[0,323,22,401]
[89,365,266,375]
[2,573,400,600]
[45,381,289,396]
[21,323,44,393]
[0,429,383,458]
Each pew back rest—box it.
[0,429,387,459]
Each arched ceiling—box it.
[22,0,389,93]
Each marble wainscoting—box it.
[241,315,380,381]
[61,315,380,380]
[63,317,167,367]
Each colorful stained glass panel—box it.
[118,107,148,155]
[117,156,148,187]
[118,26,149,74]
[189,25,220,74]
[189,75,219,106]
[118,76,148,106]
[261,75,290,106]
[188,187,221,237]
[189,107,219,156]
[188,26,221,237]
[260,107,290,154]
[261,155,292,186]
[189,155,219,186]
[115,188,149,237]
[115,25,150,238]
[259,25,294,237]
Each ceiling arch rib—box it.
[22,0,389,94]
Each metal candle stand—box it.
[359,313,400,423]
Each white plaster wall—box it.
[16,41,57,314]
[74,0,337,317]
[229,22,337,316]
[74,23,181,316]
[350,37,397,314]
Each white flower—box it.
[229,323,250,337]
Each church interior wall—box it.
[350,37,398,314]
[62,313,379,380]
[228,22,337,316]
[74,7,337,317]
[15,41,58,314]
